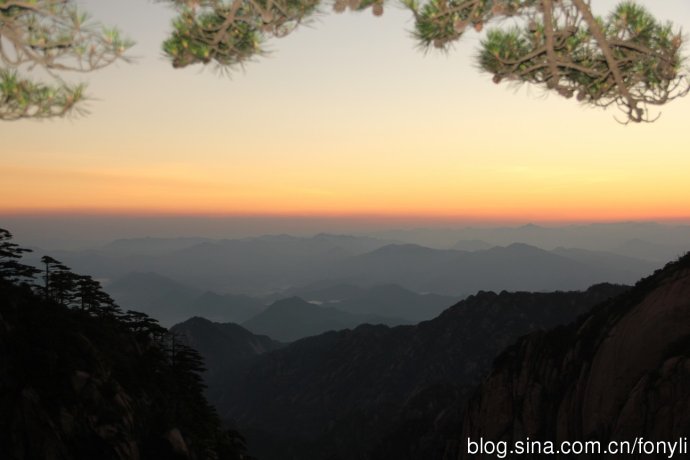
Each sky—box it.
[2,0,690,231]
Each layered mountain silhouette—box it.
[614,237,686,262]
[107,271,200,323]
[328,243,653,295]
[369,222,690,254]
[102,236,213,255]
[5,225,689,460]
[38,232,663,299]
[34,234,392,294]
[181,283,626,459]
[108,271,455,329]
[106,272,264,326]
[182,253,690,460]
[241,297,409,342]
[290,283,458,322]
[117,234,391,293]
[551,246,658,275]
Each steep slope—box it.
[205,284,626,460]
[171,316,282,377]
[458,253,690,459]
[241,297,408,342]
[0,281,249,460]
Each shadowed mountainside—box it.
[171,316,283,378]
[454,252,690,459]
[241,297,410,342]
[189,284,627,460]
[0,281,250,460]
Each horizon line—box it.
[2,210,690,226]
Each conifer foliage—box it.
[0,227,252,460]
[0,227,39,282]
[161,0,688,122]
[1,0,687,121]
[0,0,134,120]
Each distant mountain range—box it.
[103,238,655,328]
[106,272,264,326]
[105,271,456,328]
[366,222,690,254]
[286,283,458,322]
[26,230,676,331]
[326,242,656,295]
[242,297,410,342]
[171,252,690,460]
[102,236,213,255]
[7,223,689,460]
[32,229,676,300]
[176,283,627,459]
[35,233,394,294]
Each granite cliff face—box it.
[458,254,690,459]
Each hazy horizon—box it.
[3,213,690,250]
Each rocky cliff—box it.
[458,254,690,459]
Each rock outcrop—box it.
[458,254,690,459]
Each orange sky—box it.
[2,0,690,223]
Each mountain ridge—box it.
[454,252,690,459]
[241,296,410,342]
[195,283,628,459]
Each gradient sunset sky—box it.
[2,0,690,224]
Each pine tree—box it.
[161,0,688,123]
[0,228,39,284]
[0,0,133,120]
[2,1,687,122]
